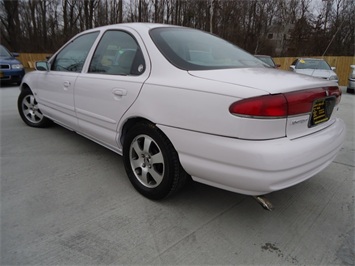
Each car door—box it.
[74,30,149,151]
[35,31,99,129]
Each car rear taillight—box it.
[328,86,342,105]
[229,94,288,118]
[229,86,341,118]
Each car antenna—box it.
[322,20,345,58]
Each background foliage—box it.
[0,0,354,56]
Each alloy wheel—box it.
[129,134,165,188]
[22,94,44,124]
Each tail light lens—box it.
[229,94,287,118]
[229,86,341,118]
[328,86,342,105]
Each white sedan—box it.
[289,58,339,83]
[18,23,346,200]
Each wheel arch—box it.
[119,117,182,161]
[119,117,155,148]
[20,82,32,93]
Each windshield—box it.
[150,27,265,70]
[0,45,12,57]
[296,59,331,70]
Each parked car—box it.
[254,55,280,68]
[0,44,25,85]
[290,58,338,83]
[17,23,345,200]
[347,65,355,94]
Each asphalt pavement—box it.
[1,84,354,265]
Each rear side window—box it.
[150,27,264,70]
[51,32,99,72]
[89,30,145,76]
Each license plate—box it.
[309,97,336,127]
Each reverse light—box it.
[229,86,341,118]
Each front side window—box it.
[89,30,145,76]
[52,31,99,72]
[150,27,265,70]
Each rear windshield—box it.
[150,27,265,70]
[296,59,331,70]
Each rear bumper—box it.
[158,118,346,195]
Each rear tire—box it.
[123,122,188,200]
[18,89,51,127]
[346,87,354,94]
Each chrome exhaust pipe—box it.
[253,195,274,211]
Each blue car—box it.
[0,45,25,85]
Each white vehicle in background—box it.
[347,65,355,94]
[17,23,346,202]
[290,58,338,83]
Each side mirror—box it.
[276,64,281,68]
[289,65,295,71]
[35,61,49,71]
[12,52,19,57]
[331,67,336,71]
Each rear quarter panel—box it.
[119,70,287,141]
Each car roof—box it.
[74,23,187,40]
[86,22,180,33]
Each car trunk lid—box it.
[188,67,335,93]
[189,68,342,140]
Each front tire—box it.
[18,89,51,127]
[123,122,187,200]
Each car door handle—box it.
[63,81,71,87]
[112,89,127,96]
